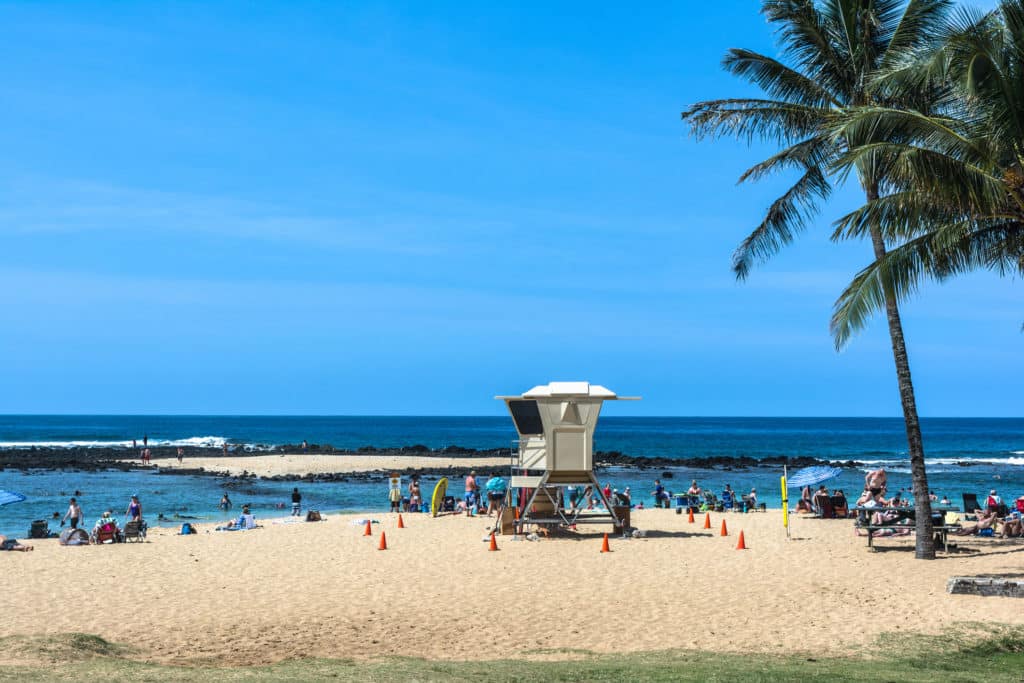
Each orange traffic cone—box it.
[488,532,498,551]
[687,509,694,524]
[378,531,387,550]
[736,531,747,550]
[600,533,611,553]
[397,514,405,529]
[720,519,729,536]
[363,519,372,536]
[703,513,711,529]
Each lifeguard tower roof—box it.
[496,381,639,401]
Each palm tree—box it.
[828,1,1024,346]
[682,0,951,559]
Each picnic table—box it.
[851,505,961,552]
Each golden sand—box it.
[1,509,1022,665]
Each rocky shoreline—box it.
[0,443,870,482]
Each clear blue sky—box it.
[0,1,1017,416]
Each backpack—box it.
[305,511,322,522]
[180,523,195,535]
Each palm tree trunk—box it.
[865,187,935,560]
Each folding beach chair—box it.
[962,493,980,516]
[123,520,146,542]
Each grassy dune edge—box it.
[2,629,1023,682]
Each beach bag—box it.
[180,523,195,535]
[305,511,321,522]
[29,520,50,539]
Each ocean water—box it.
[1,416,1022,538]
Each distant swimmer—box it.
[143,434,148,447]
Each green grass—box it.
[2,629,1023,682]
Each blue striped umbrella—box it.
[0,490,27,506]
[786,466,842,489]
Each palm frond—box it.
[732,164,832,280]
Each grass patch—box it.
[2,629,1023,682]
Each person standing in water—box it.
[220,493,232,510]
[291,487,302,516]
[143,434,148,447]
[177,447,184,464]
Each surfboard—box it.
[431,477,448,517]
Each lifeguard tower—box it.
[496,381,639,533]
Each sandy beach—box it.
[2,508,1022,666]
[136,454,510,477]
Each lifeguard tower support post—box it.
[496,381,639,533]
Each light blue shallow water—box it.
[1,416,1022,537]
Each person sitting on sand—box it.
[1001,509,1022,538]
[0,535,33,552]
[986,490,1002,511]
[955,508,1000,536]
[746,488,757,511]
[686,480,702,496]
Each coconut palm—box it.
[682,0,951,558]
[829,1,1024,345]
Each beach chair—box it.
[962,493,980,516]
[91,523,121,544]
[123,520,145,542]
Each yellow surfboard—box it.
[431,477,448,517]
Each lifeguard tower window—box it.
[508,400,544,435]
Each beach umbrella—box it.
[0,490,27,506]
[785,466,842,489]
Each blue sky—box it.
[1,1,1018,416]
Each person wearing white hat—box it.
[986,490,1002,511]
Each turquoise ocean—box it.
[1,416,1022,537]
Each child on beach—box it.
[388,485,401,512]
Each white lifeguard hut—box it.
[496,381,639,532]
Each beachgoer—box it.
[223,442,229,456]
[142,448,151,465]
[132,439,137,449]
[484,473,507,516]
[722,484,735,509]
[301,440,308,453]
[686,480,702,496]
[955,508,1000,536]
[566,485,579,510]
[0,535,33,552]
[1001,509,1023,538]
[928,491,937,502]
[940,495,950,505]
[602,482,612,503]
[865,467,887,496]
[62,497,83,529]
[1016,495,1024,514]
[237,506,256,529]
[801,485,813,507]
[177,447,184,464]
[747,488,757,511]
[126,495,143,522]
[986,490,1002,511]
[652,479,668,508]
[220,493,232,510]
[143,434,148,447]
[464,471,478,510]
[291,487,302,516]
[388,485,401,513]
